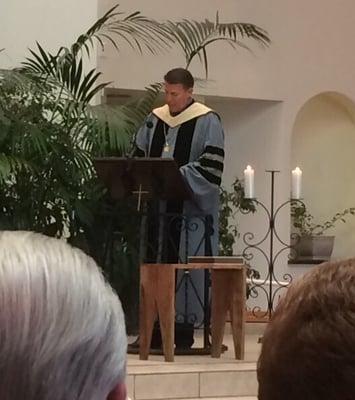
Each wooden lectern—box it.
[94,157,193,265]
[94,157,220,360]
[94,157,192,208]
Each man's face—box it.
[164,82,193,114]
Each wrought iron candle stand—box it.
[242,170,304,319]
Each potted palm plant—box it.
[290,202,355,262]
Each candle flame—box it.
[293,167,302,174]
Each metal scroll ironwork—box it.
[242,170,304,319]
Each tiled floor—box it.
[126,323,265,400]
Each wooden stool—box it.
[139,259,246,362]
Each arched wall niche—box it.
[291,91,355,259]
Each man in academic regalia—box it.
[134,68,224,258]
[133,68,225,347]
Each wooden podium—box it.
[94,157,192,208]
[94,157,234,361]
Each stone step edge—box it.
[128,362,257,376]
[152,397,257,400]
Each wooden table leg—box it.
[211,269,230,358]
[139,264,175,362]
[230,268,246,360]
[211,268,246,359]
[156,265,175,362]
[139,265,158,360]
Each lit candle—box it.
[291,167,302,199]
[244,165,255,199]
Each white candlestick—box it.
[244,165,255,199]
[291,167,302,199]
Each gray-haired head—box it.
[0,231,127,400]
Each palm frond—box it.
[126,82,163,122]
[21,44,58,78]
[57,60,108,104]
[66,147,94,181]
[69,5,172,57]
[87,82,162,155]
[164,17,270,76]
[104,13,171,54]
[86,104,137,155]
[0,69,37,92]
[0,154,33,181]
[71,5,123,56]
[21,125,50,157]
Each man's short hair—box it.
[258,258,355,400]
[164,68,194,89]
[0,231,127,400]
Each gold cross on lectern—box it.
[132,184,149,211]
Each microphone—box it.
[146,121,153,129]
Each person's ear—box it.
[188,87,193,96]
[107,382,127,400]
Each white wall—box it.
[98,0,355,105]
[97,0,283,101]
[0,0,98,69]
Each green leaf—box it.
[165,17,270,77]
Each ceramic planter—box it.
[291,235,335,262]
